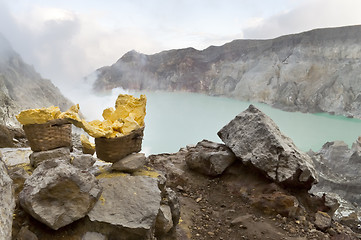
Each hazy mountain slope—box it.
[93,25,361,117]
[0,34,73,126]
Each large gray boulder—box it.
[185,139,236,176]
[218,105,317,189]
[87,175,161,239]
[19,159,102,230]
[0,159,15,240]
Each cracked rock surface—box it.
[218,104,317,189]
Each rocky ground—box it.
[148,150,360,240]
[2,105,361,239]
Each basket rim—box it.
[23,118,71,127]
[95,126,145,140]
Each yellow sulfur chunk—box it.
[58,104,81,122]
[112,106,131,122]
[80,134,95,151]
[111,120,124,133]
[121,116,140,135]
[82,120,114,138]
[102,107,116,122]
[114,94,146,127]
[101,94,146,135]
[16,106,61,125]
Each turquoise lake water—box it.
[77,90,361,155]
[138,91,361,155]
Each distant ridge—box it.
[92,25,361,118]
[0,33,73,126]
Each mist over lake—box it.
[76,89,361,155]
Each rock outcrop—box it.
[92,25,361,118]
[0,159,15,240]
[0,34,72,127]
[19,159,102,230]
[309,139,361,204]
[309,138,361,229]
[218,105,317,189]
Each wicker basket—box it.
[95,127,144,162]
[23,119,72,152]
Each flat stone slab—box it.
[87,175,161,239]
[0,148,32,166]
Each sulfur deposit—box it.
[16,94,146,139]
[80,134,95,150]
[16,106,62,125]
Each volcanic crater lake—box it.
[139,91,361,155]
[81,90,361,155]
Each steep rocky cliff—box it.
[93,25,361,117]
[0,34,72,126]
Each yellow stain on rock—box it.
[9,163,34,175]
[99,194,106,205]
[132,169,160,178]
[96,169,128,179]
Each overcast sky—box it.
[1,0,361,91]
